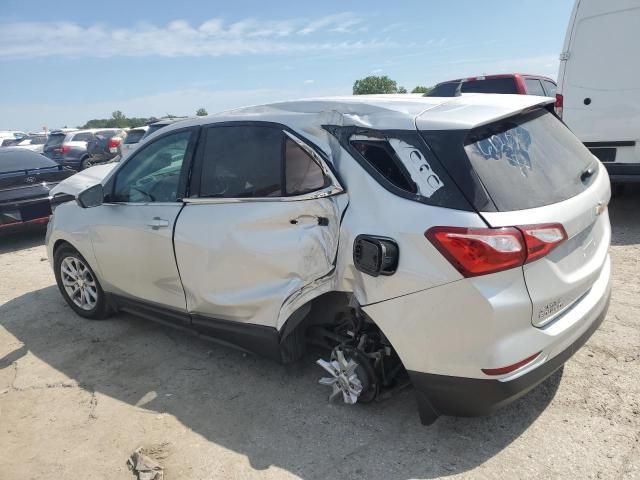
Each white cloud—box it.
[303,79,315,85]
[0,13,386,59]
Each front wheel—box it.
[54,245,110,319]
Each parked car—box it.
[43,129,126,171]
[428,74,557,98]
[13,134,49,153]
[120,126,148,157]
[47,94,611,424]
[0,131,27,146]
[557,0,640,185]
[0,148,74,230]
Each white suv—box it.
[46,94,611,424]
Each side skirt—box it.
[109,294,282,362]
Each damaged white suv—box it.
[47,94,611,424]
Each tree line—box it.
[79,76,432,128]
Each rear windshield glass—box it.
[0,149,58,171]
[427,82,460,97]
[461,78,518,94]
[464,110,596,210]
[45,134,65,148]
[124,130,146,144]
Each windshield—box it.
[464,109,596,210]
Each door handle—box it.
[290,215,329,226]
[147,217,170,230]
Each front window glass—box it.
[113,130,192,203]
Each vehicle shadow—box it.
[609,184,640,246]
[0,286,562,479]
[0,226,46,254]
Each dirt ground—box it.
[0,188,639,480]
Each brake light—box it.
[61,144,71,154]
[108,137,122,149]
[555,93,563,118]
[518,223,568,263]
[425,227,526,277]
[425,223,567,277]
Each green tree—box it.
[397,86,408,94]
[353,75,398,95]
[411,85,431,94]
[196,107,208,116]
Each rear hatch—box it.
[419,101,611,327]
[43,133,66,161]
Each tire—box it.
[80,157,94,170]
[54,245,110,320]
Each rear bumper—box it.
[409,289,610,423]
[604,163,640,183]
[0,195,52,229]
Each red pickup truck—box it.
[428,73,557,98]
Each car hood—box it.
[50,163,117,197]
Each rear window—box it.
[0,148,58,171]
[124,130,146,144]
[461,78,518,94]
[44,134,66,148]
[464,110,596,210]
[427,82,460,97]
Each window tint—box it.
[427,82,461,97]
[542,80,557,98]
[350,137,417,193]
[72,132,94,142]
[124,130,146,144]
[113,130,192,203]
[285,138,327,195]
[461,78,518,94]
[44,134,65,148]
[524,78,546,96]
[464,110,595,210]
[200,126,282,198]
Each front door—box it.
[174,124,347,334]
[89,128,197,317]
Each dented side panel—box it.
[174,196,346,328]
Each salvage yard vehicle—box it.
[46,94,612,424]
[427,73,557,98]
[556,0,640,185]
[43,129,126,171]
[0,148,74,230]
[120,126,149,157]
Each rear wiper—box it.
[580,166,596,183]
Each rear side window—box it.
[524,78,546,96]
[542,80,557,98]
[349,137,416,193]
[464,110,596,210]
[284,137,328,195]
[200,126,330,198]
[461,78,518,94]
[200,126,282,198]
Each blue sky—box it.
[0,0,574,131]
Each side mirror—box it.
[76,184,104,208]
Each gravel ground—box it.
[0,187,639,480]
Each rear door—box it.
[462,109,611,326]
[174,123,347,332]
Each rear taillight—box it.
[518,223,568,263]
[61,144,71,154]
[425,223,567,277]
[108,137,122,149]
[555,93,563,118]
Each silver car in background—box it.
[46,94,611,424]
